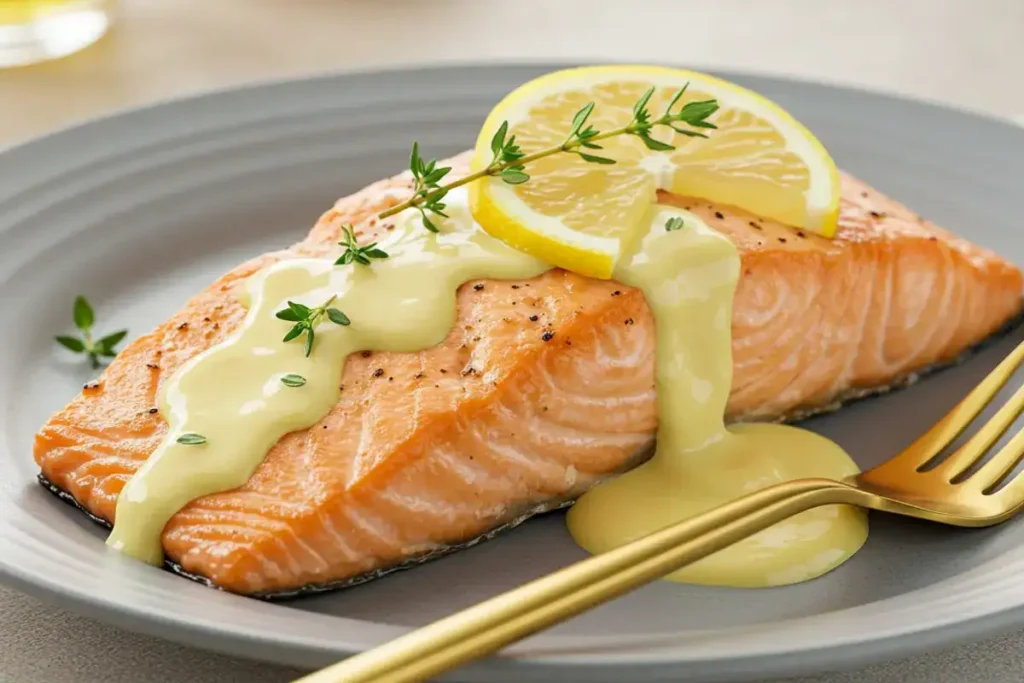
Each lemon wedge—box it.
[469,65,840,278]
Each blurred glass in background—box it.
[0,0,113,68]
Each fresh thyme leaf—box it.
[288,301,311,317]
[55,336,86,353]
[578,152,616,165]
[633,87,655,120]
[326,308,350,326]
[678,99,720,127]
[97,330,128,349]
[177,433,207,446]
[73,296,94,331]
[490,121,508,155]
[409,141,422,176]
[666,84,688,115]
[500,169,530,185]
[637,133,675,152]
[281,373,307,387]
[421,213,439,233]
[282,322,305,342]
[568,102,595,139]
[276,309,301,322]
[303,328,315,357]
[665,216,686,232]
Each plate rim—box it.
[3,61,1024,681]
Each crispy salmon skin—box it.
[35,153,1023,596]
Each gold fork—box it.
[296,340,1024,683]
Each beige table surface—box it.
[4,1,1024,681]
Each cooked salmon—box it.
[34,152,1023,596]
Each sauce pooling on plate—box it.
[108,193,866,586]
[566,207,867,586]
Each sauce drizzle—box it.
[567,206,867,586]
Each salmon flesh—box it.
[35,153,1024,597]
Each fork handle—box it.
[294,478,854,683]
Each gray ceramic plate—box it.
[2,64,1024,683]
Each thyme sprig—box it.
[377,84,719,229]
[54,296,129,369]
[276,294,350,357]
[336,225,388,266]
[665,216,685,232]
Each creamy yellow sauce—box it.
[107,190,866,587]
[566,207,867,587]
[106,190,549,564]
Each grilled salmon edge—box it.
[34,152,1023,594]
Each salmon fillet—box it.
[35,152,1023,596]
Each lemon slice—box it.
[469,65,840,278]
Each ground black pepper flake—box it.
[612,290,622,296]
[714,211,724,220]
[529,315,539,322]
[148,408,158,414]
[778,237,787,243]
[473,284,485,291]
[748,221,762,230]
[146,363,159,370]
[624,318,635,325]
[929,236,938,241]
[434,384,440,388]
[440,369,448,374]
[565,339,572,346]
[542,406,549,412]
[869,210,885,219]
[213,323,220,330]
[361,351,372,358]
[511,284,520,289]
[177,322,188,331]
[414,372,424,379]
[472,336,481,342]
[388,377,393,382]
[796,231,806,238]
[202,317,211,323]
[541,331,555,342]
[461,367,476,376]
[373,368,384,378]
[83,382,100,390]
[323,425,328,429]
[384,223,395,231]
[744,268,752,276]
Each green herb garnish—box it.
[176,433,208,446]
[54,296,129,369]
[378,84,719,227]
[276,294,350,357]
[665,216,685,232]
[336,225,389,266]
[281,373,307,387]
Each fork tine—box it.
[907,340,1024,471]
[931,380,1024,481]
[966,425,1024,492]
